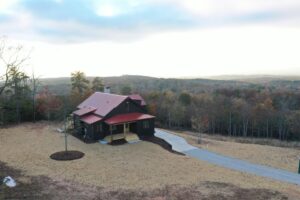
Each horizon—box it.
[37,73,300,80]
[1,0,300,78]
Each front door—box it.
[125,123,130,133]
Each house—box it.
[73,92,155,142]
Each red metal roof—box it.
[105,112,155,125]
[80,114,102,124]
[73,107,96,116]
[77,92,128,117]
[129,94,146,106]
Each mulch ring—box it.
[50,151,84,161]
[143,136,184,156]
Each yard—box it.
[0,122,299,199]
[168,129,300,173]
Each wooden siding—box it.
[136,118,155,139]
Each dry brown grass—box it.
[166,129,300,173]
[0,122,299,198]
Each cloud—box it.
[0,0,19,12]
[0,0,299,42]
[177,0,298,16]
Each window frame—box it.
[111,125,117,131]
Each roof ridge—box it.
[94,91,128,98]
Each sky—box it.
[0,0,300,78]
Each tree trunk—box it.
[243,118,248,137]
[197,130,201,144]
[168,112,171,128]
[228,112,232,136]
[266,120,269,138]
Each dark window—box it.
[95,124,102,132]
[143,121,149,129]
[111,125,117,131]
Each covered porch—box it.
[103,120,139,143]
[103,130,139,143]
[103,112,155,143]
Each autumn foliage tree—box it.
[36,86,62,120]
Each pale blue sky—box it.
[0,0,300,77]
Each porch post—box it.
[124,123,126,139]
[110,125,113,142]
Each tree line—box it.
[143,89,300,140]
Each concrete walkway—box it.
[155,129,300,186]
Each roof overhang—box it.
[80,114,102,124]
[73,107,96,116]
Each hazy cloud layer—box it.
[0,0,300,42]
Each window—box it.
[111,125,117,131]
[95,124,102,132]
[143,121,150,129]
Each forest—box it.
[1,40,300,141]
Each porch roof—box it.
[81,114,102,124]
[105,112,155,125]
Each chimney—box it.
[104,86,111,93]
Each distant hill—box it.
[206,75,300,83]
[38,75,300,95]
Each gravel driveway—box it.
[155,129,300,186]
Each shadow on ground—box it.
[0,161,288,200]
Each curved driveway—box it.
[155,129,300,186]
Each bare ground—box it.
[167,129,300,173]
[0,161,289,200]
[0,122,299,199]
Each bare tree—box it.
[30,71,41,122]
[0,37,29,96]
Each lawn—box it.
[0,122,299,199]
